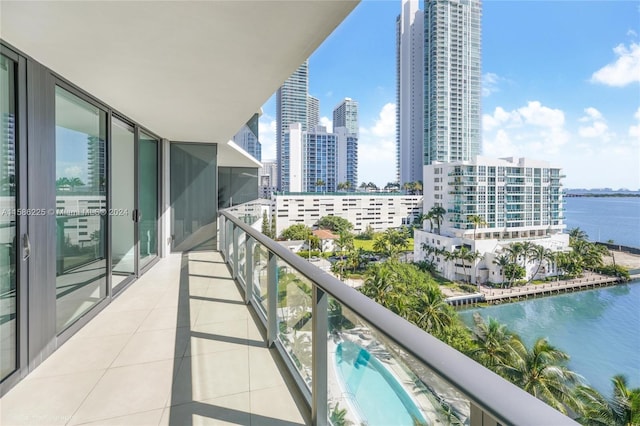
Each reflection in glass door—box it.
[54,86,107,332]
[0,54,18,381]
[110,118,136,290]
[138,132,158,270]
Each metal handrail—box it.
[220,207,578,426]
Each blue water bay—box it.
[460,282,640,395]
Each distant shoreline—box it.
[564,193,640,198]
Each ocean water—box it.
[563,197,640,249]
[460,282,640,395]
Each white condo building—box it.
[276,61,309,190]
[333,97,358,137]
[414,157,569,284]
[274,192,423,235]
[396,0,424,185]
[424,0,482,166]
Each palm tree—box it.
[428,206,447,235]
[457,247,481,284]
[337,182,347,191]
[424,210,435,232]
[315,179,325,193]
[569,227,589,243]
[413,213,429,229]
[575,375,640,426]
[492,254,511,287]
[505,242,525,266]
[502,338,582,415]
[527,244,550,283]
[470,313,520,371]
[411,290,454,335]
[467,214,487,240]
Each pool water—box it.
[335,341,428,425]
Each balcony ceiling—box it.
[0,0,358,166]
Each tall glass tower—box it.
[276,61,308,190]
[333,97,359,137]
[424,0,482,165]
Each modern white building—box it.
[414,157,568,284]
[333,97,358,137]
[232,112,262,161]
[276,61,309,190]
[259,159,278,198]
[273,192,423,235]
[334,126,358,190]
[307,94,320,130]
[424,0,482,166]
[396,0,424,185]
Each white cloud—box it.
[591,42,640,87]
[628,29,638,38]
[319,116,333,133]
[258,114,276,161]
[578,107,612,141]
[64,166,82,178]
[482,72,501,97]
[629,107,640,139]
[484,103,640,189]
[483,101,569,158]
[358,103,397,186]
[517,101,565,128]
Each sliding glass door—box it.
[0,53,18,382]
[110,118,136,290]
[138,132,158,270]
[55,86,107,332]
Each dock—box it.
[446,272,626,306]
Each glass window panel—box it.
[55,86,107,332]
[139,132,158,269]
[253,243,268,316]
[237,230,246,286]
[276,258,313,389]
[111,118,135,288]
[327,297,470,425]
[217,167,258,209]
[170,143,217,251]
[0,54,17,380]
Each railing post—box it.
[470,403,498,426]
[312,284,328,426]
[267,251,278,346]
[219,216,226,257]
[245,237,254,305]
[232,225,239,280]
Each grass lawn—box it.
[353,238,414,252]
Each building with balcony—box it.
[414,156,569,284]
[232,113,262,162]
[0,2,578,425]
[273,192,423,235]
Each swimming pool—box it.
[334,341,428,425]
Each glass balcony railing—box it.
[219,201,577,426]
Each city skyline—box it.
[259,1,639,190]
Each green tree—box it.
[492,254,511,287]
[317,215,354,234]
[335,231,354,254]
[428,206,447,235]
[261,210,273,238]
[315,179,325,192]
[502,338,582,415]
[467,214,487,240]
[280,224,312,241]
[576,375,640,426]
[470,313,520,371]
[569,227,590,243]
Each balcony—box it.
[1,202,578,426]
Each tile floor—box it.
[0,251,309,426]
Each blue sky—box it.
[259,1,640,190]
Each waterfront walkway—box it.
[478,272,621,304]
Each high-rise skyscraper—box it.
[423,0,482,165]
[396,0,482,184]
[334,127,358,190]
[333,98,358,137]
[396,0,424,185]
[307,95,320,130]
[232,112,262,161]
[276,61,308,190]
